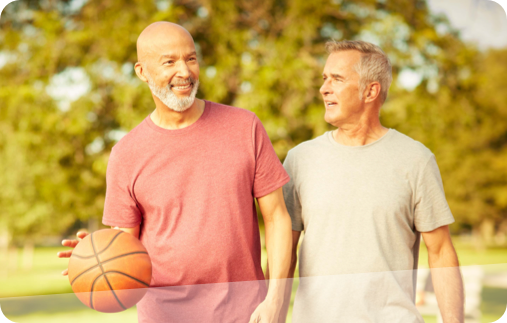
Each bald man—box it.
[59,22,292,323]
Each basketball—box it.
[68,229,152,313]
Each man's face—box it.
[143,33,200,112]
[320,50,364,127]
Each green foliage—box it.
[382,48,507,228]
[0,0,506,239]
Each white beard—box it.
[146,74,199,113]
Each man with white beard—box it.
[58,22,292,323]
[145,72,199,112]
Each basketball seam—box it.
[70,251,149,286]
[103,271,150,287]
[88,271,149,310]
[72,230,124,259]
[90,231,127,311]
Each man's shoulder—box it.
[392,129,432,155]
[207,100,256,122]
[110,118,149,156]
[389,130,434,160]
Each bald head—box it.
[134,22,200,113]
[137,22,195,64]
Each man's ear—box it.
[134,62,149,83]
[364,82,381,103]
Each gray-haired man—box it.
[282,40,464,322]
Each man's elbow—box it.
[428,242,459,267]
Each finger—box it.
[62,268,68,276]
[76,231,89,239]
[57,250,73,258]
[62,239,80,248]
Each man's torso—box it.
[103,101,289,322]
[284,129,454,322]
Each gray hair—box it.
[325,40,392,103]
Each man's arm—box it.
[275,230,301,323]
[58,224,141,276]
[111,225,140,239]
[422,225,464,323]
[249,187,292,323]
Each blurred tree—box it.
[0,0,505,243]
[382,47,507,241]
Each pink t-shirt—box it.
[102,101,289,322]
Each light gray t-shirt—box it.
[283,129,454,323]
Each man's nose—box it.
[320,80,332,96]
[175,61,191,79]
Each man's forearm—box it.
[264,212,292,303]
[277,255,297,323]
[429,245,464,323]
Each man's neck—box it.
[150,98,205,130]
[332,117,388,147]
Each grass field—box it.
[0,238,506,322]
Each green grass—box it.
[422,315,437,323]
[481,287,507,322]
[0,239,506,322]
[5,306,137,323]
[0,247,73,298]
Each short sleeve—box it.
[251,116,290,198]
[414,155,455,232]
[102,147,142,228]
[283,151,304,231]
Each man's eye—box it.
[165,61,174,64]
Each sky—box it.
[427,0,507,49]
[397,0,507,90]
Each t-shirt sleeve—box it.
[414,154,455,232]
[283,151,304,231]
[251,115,290,198]
[102,147,142,228]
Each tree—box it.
[0,0,504,241]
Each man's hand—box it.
[57,231,89,276]
[57,225,140,276]
[249,299,282,323]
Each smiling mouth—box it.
[325,101,337,107]
[171,83,193,90]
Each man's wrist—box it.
[264,291,285,307]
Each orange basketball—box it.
[68,229,152,313]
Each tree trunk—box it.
[0,229,9,278]
[8,247,18,274]
[494,219,507,246]
[480,218,495,247]
[22,240,34,271]
[88,217,98,233]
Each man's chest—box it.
[129,136,256,213]
[296,157,416,228]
